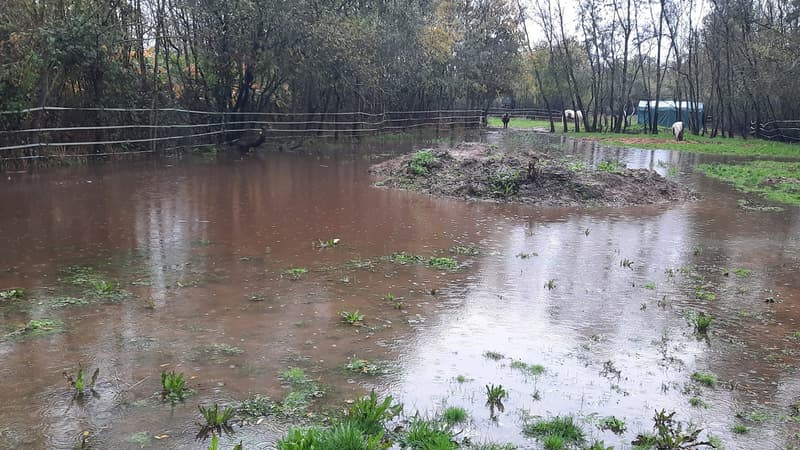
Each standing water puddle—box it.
[0,131,798,449]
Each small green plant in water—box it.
[401,419,456,449]
[643,282,656,290]
[485,384,508,416]
[63,366,99,396]
[691,372,717,387]
[632,410,715,449]
[516,252,538,258]
[345,356,389,375]
[732,424,749,434]
[428,257,459,270]
[483,351,505,361]
[689,397,708,408]
[449,245,479,256]
[344,390,402,435]
[0,288,24,299]
[510,360,545,376]
[237,395,275,417]
[522,416,585,447]
[196,403,235,440]
[411,150,437,175]
[389,252,425,265]
[284,268,308,280]
[597,416,626,435]
[443,406,468,426]
[91,279,116,295]
[161,370,191,402]
[313,238,340,249]
[544,279,556,290]
[339,310,364,325]
[689,311,713,334]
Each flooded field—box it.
[1,131,799,449]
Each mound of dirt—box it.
[370,143,692,207]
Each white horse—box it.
[671,121,684,141]
[564,109,584,128]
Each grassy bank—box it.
[488,116,800,158]
[697,161,800,205]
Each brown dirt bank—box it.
[370,142,693,207]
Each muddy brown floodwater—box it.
[0,130,799,450]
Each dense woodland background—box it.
[1,0,799,137]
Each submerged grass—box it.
[698,161,800,205]
[522,416,585,447]
[3,318,63,341]
[428,257,460,270]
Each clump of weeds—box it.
[3,318,63,341]
[689,397,708,408]
[442,406,468,426]
[733,268,751,278]
[522,415,585,448]
[345,356,390,375]
[344,390,402,435]
[694,289,716,301]
[401,418,456,449]
[284,268,308,280]
[449,245,479,256]
[196,403,235,440]
[90,279,117,295]
[688,311,713,334]
[632,410,715,449]
[620,258,634,268]
[643,282,656,290]
[490,170,523,198]
[237,395,276,418]
[389,252,425,265]
[47,296,89,308]
[339,310,364,325]
[597,416,626,435]
[483,351,505,361]
[63,366,99,397]
[410,149,437,175]
[544,279,556,290]
[428,257,459,270]
[279,368,323,415]
[161,370,192,402]
[732,424,749,434]
[510,360,545,377]
[0,288,24,300]
[691,372,717,387]
[597,160,624,172]
[516,252,538,258]
[313,238,340,249]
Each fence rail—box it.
[486,108,562,121]
[0,108,483,164]
[751,120,800,142]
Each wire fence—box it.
[486,108,562,121]
[751,120,800,142]
[0,108,484,165]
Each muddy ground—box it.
[370,142,693,207]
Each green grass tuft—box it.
[522,416,585,446]
[691,371,717,387]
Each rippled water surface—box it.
[1,131,798,449]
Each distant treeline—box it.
[2,0,799,140]
[0,0,521,129]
